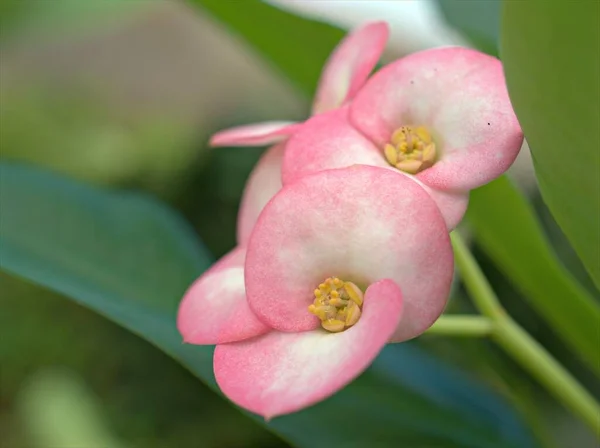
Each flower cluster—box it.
[177,22,523,419]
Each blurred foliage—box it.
[195,0,344,99]
[1,1,598,447]
[435,0,501,56]
[0,0,144,39]
[181,145,265,257]
[0,162,536,448]
[0,86,206,198]
[17,370,128,448]
[501,1,600,290]
[467,176,600,375]
[1,272,284,448]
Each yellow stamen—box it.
[308,276,365,333]
[384,144,398,165]
[329,298,346,307]
[322,319,345,333]
[343,282,364,307]
[384,125,437,174]
[345,301,361,327]
[415,126,432,144]
[396,159,424,174]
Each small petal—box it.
[281,107,468,229]
[264,0,468,56]
[214,279,403,419]
[209,122,301,147]
[237,143,284,245]
[203,245,247,276]
[312,22,389,114]
[245,165,453,340]
[282,107,386,186]
[177,247,270,344]
[350,47,524,191]
[408,176,469,231]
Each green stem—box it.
[451,232,600,437]
[426,315,493,337]
[450,233,504,318]
[494,318,600,437]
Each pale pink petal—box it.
[281,107,468,229]
[312,22,389,114]
[409,177,469,231]
[350,47,524,191]
[214,279,403,419]
[209,122,301,147]
[177,247,270,344]
[282,107,387,186]
[203,245,247,276]
[245,165,453,340]
[237,143,284,245]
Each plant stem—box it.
[450,232,600,438]
[450,232,504,318]
[426,315,493,337]
[494,317,600,437]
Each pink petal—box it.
[177,247,270,345]
[237,143,285,245]
[350,47,524,191]
[409,177,469,231]
[209,122,301,147]
[282,107,387,186]
[203,245,247,276]
[214,279,403,419]
[245,165,453,340]
[312,21,389,114]
[281,107,468,230]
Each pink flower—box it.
[209,21,389,149]
[180,164,454,419]
[177,143,284,344]
[281,47,524,229]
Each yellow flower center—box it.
[308,277,364,333]
[384,125,437,174]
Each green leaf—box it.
[0,163,536,447]
[501,1,600,289]
[467,176,600,375]
[194,0,344,96]
[17,370,128,448]
[435,0,501,56]
[0,0,145,39]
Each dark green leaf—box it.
[467,176,600,375]
[435,0,501,56]
[0,163,536,447]
[194,0,344,96]
[501,1,600,289]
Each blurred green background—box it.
[1,1,598,447]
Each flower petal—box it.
[245,165,453,340]
[282,107,387,185]
[237,143,284,244]
[409,177,469,231]
[312,22,389,114]
[203,244,247,276]
[214,278,403,419]
[281,107,468,229]
[350,47,524,190]
[209,122,301,147]
[177,247,270,344]
[264,0,468,56]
